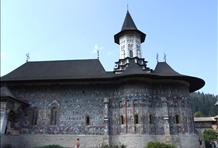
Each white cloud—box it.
[92,44,104,54]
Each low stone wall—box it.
[1,134,200,148]
[0,134,109,148]
[110,134,200,148]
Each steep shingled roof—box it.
[1,59,112,81]
[151,62,205,92]
[121,10,138,31]
[114,11,146,44]
[153,62,181,76]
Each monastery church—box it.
[1,11,205,148]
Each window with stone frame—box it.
[133,99,138,106]
[119,101,123,108]
[85,115,90,126]
[175,114,180,124]
[134,114,139,124]
[149,114,154,124]
[50,106,58,125]
[120,115,124,125]
[126,99,130,107]
[31,107,38,125]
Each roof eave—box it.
[2,73,205,93]
[114,30,146,44]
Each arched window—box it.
[50,106,58,125]
[175,115,180,124]
[31,107,38,125]
[86,116,90,126]
[120,115,124,125]
[134,114,139,124]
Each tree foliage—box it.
[190,92,218,116]
[145,141,176,148]
[203,129,218,142]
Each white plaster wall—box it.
[119,34,141,59]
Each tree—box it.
[190,92,218,116]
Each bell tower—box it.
[114,11,150,74]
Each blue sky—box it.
[1,0,217,95]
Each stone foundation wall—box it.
[110,134,200,148]
[1,134,109,148]
[1,134,200,148]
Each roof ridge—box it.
[27,58,100,63]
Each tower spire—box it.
[114,10,146,59]
[114,10,150,74]
[121,10,138,31]
[114,10,146,44]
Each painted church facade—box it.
[0,11,205,148]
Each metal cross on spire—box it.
[26,53,30,62]
[97,50,100,59]
[156,53,159,62]
[164,53,167,62]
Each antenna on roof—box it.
[97,50,100,59]
[156,53,159,63]
[26,53,30,62]
[164,53,167,62]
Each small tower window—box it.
[31,107,38,125]
[120,115,124,125]
[175,115,180,124]
[149,114,154,124]
[128,44,133,57]
[86,116,90,126]
[129,50,133,57]
[134,114,139,124]
[50,106,58,125]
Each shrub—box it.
[35,145,64,148]
[203,129,218,142]
[145,141,176,148]
[194,111,204,117]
